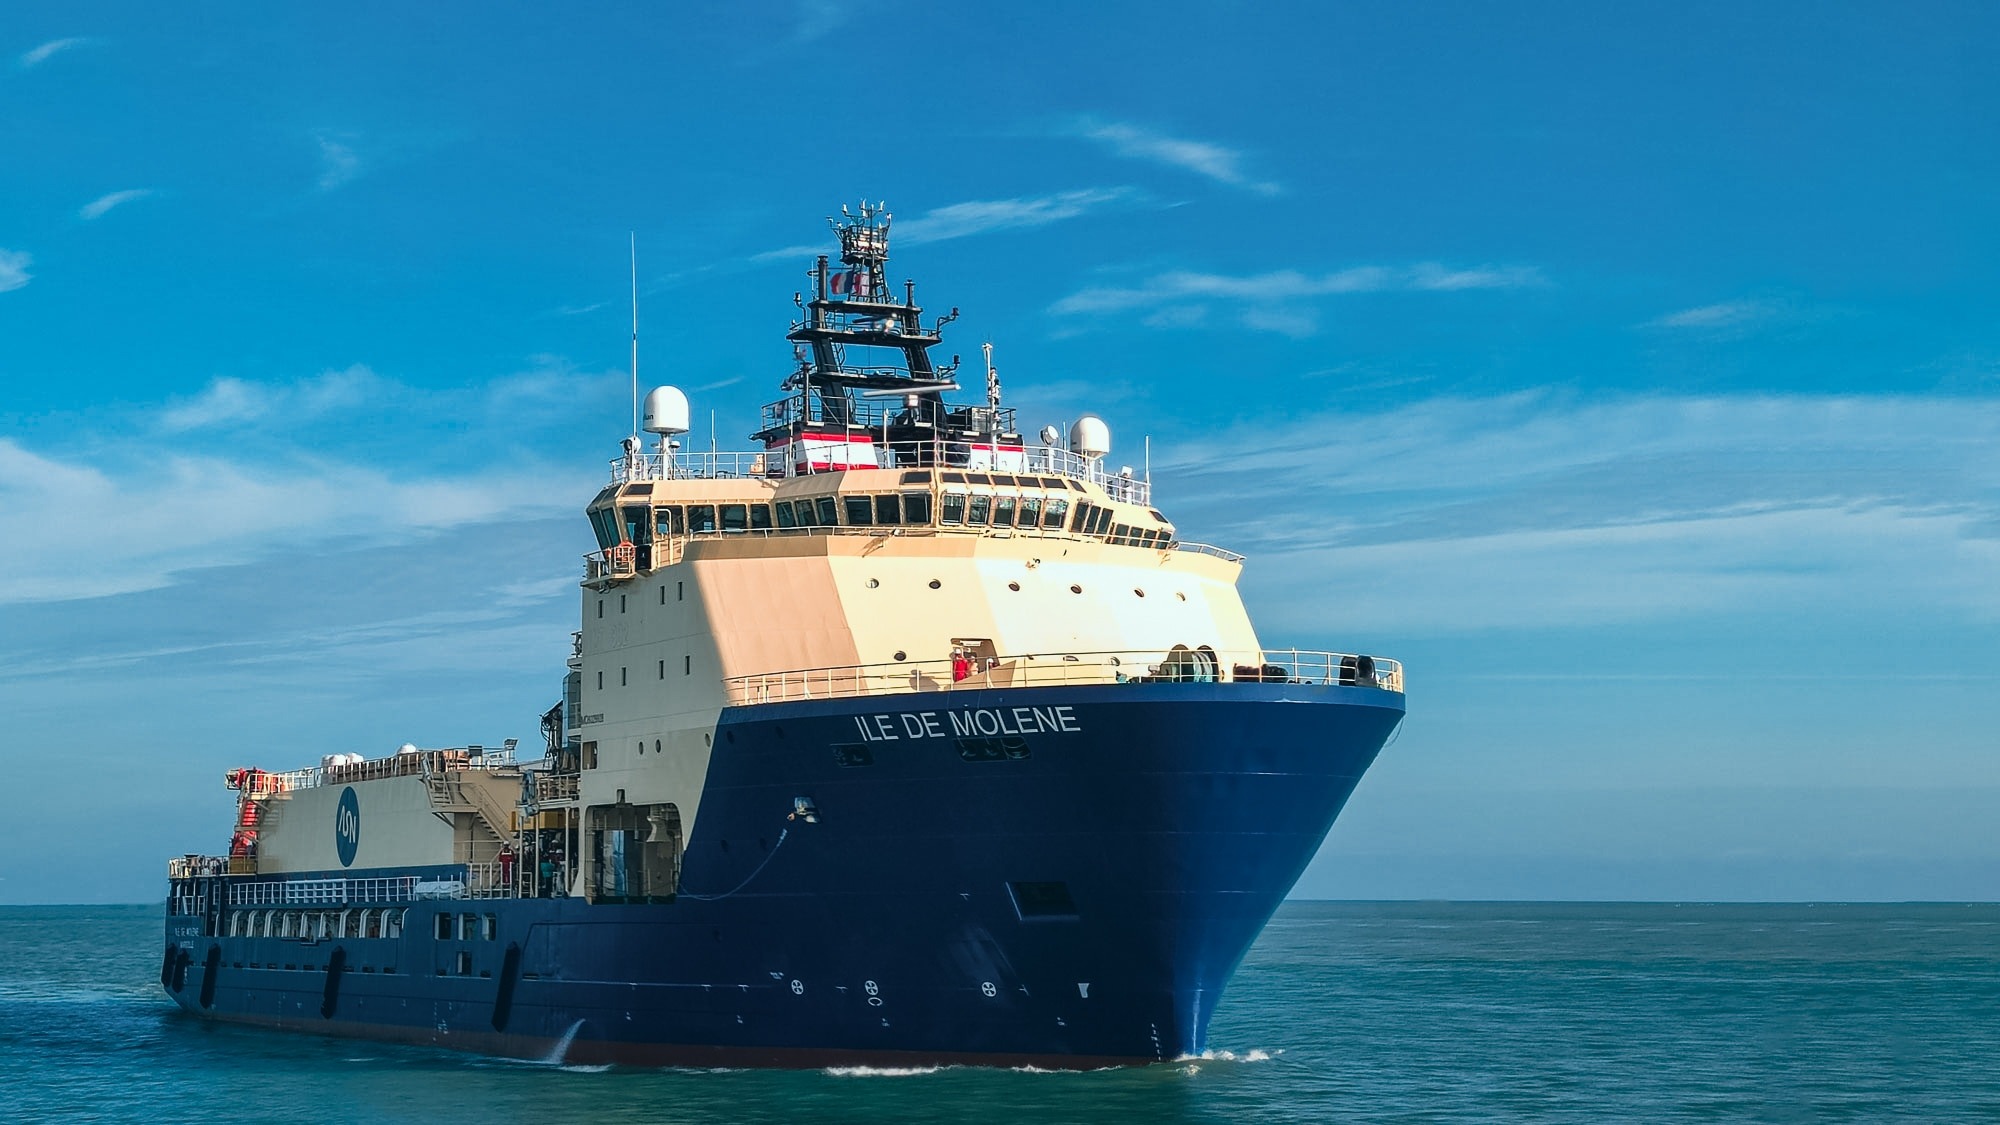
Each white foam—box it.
[823,1065,944,1078]
[1177,1047,1281,1064]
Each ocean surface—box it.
[3,902,1995,1124]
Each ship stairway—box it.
[421,773,515,851]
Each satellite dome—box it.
[1069,414,1111,460]
[643,385,691,435]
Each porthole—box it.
[1070,584,1083,594]
[866,578,880,588]
[893,651,907,662]
[1007,581,1020,592]
[1176,592,1187,602]
[928,579,941,589]
[1134,588,1146,598]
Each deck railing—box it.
[722,647,1404,707]
[255,744,519,795]
[609,445,1153,505]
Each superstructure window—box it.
[1019,496,1042,527]
[687,505,717,533]
[874,495,901,525]
[1070,502,1094,533]
[993,496,1017,528]
[814,497,839,526]
[721,504,749,532]
[774,500,798,528]
[902,493,931,524]
[620,507,649,545]
[1091,508,1114,536]
[1043,498,1068,528]
[655,506,684,536]
[750,504,773,530]
[900,470,930,484]
[940,493,966,525]
[588,509,617,550]
[967,494,991,526]
[844,496,874,526]
[435,913,452,940]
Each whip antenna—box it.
[629,232,640,438]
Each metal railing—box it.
[257,744,519,794]
[722,647,1404,707]
[226,874,425,906]
[1172,541,1247,563]
[608,444,1152,506]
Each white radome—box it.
[1069,414,1111,459]
[643,385,691,435]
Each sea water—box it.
[3,902,1995,1123]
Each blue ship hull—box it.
[162,682,1402,1067]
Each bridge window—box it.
[1092,508,1114,536]
[721,504,749,532]
[1043,498,1068,529]
[1112,523,1132,544]
[654,506,684,536]
[993,496,1017,528]
[588,508,617,550]
[384,910,404,939]
[814,497,839,526]
[940,492,966,525]
[620,507,649,545]
[844,496,874,526]
[687,505,717,533]
[1070,502,1094,533]
[874,494,901,525]
[1019,496,1042,527]
[967,494,991,526]
[750,503,773,531]
[774,500,798,528]
[902,493,931,524]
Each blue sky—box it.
[3,2,1996,904]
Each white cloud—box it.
[19,37,89,68]
[1076,119,1280,195]
[159,366,384,432]
[317,135,361,190]
[750,243,827,264]
[79,188,153,220]
[0,249,30,292]
[1157,392,2000,633]
[1052,263,1545,329]
[0,435,587,606]
[1648,300,1773,330]
[791,0,848,44]
[896,189,1133,244]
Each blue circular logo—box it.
[335,786,360,868]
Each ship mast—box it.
[756,201,1024,472]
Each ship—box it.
[161,203,1406,1068]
